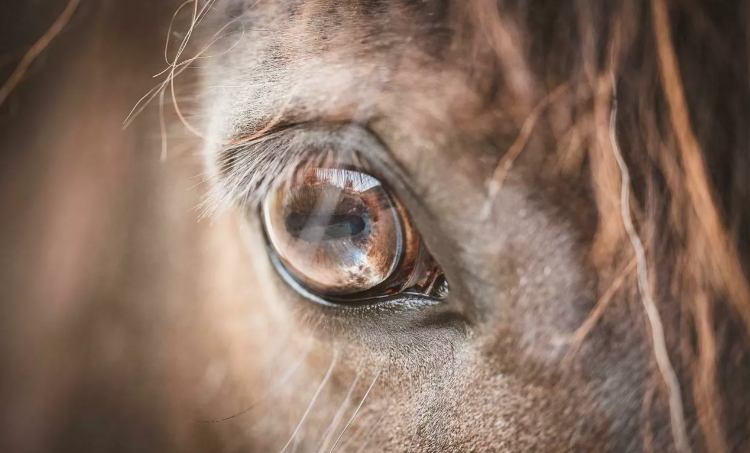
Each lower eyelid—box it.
[266,248,441,310]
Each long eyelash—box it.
[199,129,336,218]
[199,125,379,219]
[316,168,381,192]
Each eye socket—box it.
[262,166,448,304]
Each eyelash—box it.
[202,130,318,218]
[203,125,374,218]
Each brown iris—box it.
[262,167,447,301]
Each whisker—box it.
[198,341,313,423]
[123,79,170,128]
[352,407,388,453]
[164,0,196,67]
[608,46,690,453]
[159,82,168,162]
[328,371,381,453]
[126,0,245,129]
[315,372,362,453]
[278,350,339,453]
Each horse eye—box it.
[262,167,448,303]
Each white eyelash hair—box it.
[199,128,349,219]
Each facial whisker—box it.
[328,370,381,453]
[315,371,362,453]
[198,341,314,423]
[352,407,388,453]
[278,350,339,453]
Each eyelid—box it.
[265,242,444,309]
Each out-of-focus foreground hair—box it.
[460,1,750,451]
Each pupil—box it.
[285,212,367,240]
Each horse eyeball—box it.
[262,167,447,302]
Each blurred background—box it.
[0,1,217,451]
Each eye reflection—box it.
[262,166,447,302]
[284,212,366,240]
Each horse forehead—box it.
[228,0,453,46]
